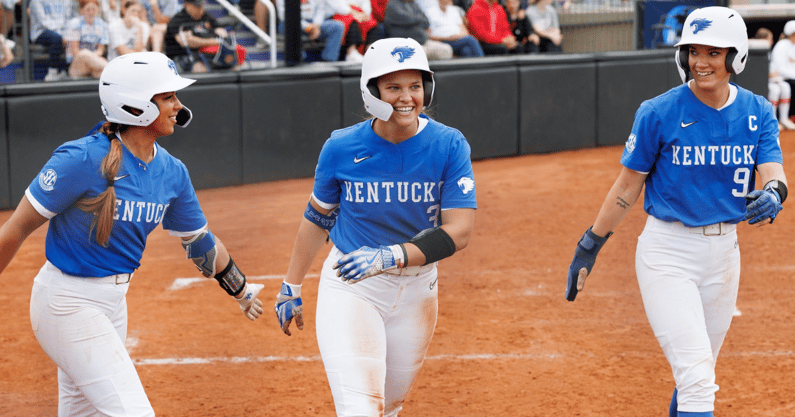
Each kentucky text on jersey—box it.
[671,145,755,166]
[343,181,441,203]
[114,199,170,223]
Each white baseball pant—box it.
[636,216,740,413]
[30,261,154,417]
[316,246,439,417]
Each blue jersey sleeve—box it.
[27,139,97,217]
[440,132,477,210]
[160,160,208,236]
[312,136,342,207]
[621,100,661,173]
[755,98,784,166]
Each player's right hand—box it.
[275,282,303,336]
[566,227,612,302]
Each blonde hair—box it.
[74,122,125,247]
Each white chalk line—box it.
[167,274,320,291]
[131,349,795,366]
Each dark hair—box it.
[74,122,130,247]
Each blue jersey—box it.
[26,130,208,277]
[313,115,478,254]
[621,83,783,227]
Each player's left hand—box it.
[744,189,783,225]
[333,245,400,283]
[235,283,264,321]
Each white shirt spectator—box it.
[108,15,145,60]
[64,14,110,63]
[428,3,465,39]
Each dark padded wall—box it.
[433,63,518,160]
[340,66,369,127]
[596,52,673,146]
[734,47,768,98]
[0,99,8,208]
[7,91,103,205]
[240,68,342,183]
[519,59,596,154]
[159,80,243,189]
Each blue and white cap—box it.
[99,52,196,127]
[674,6,748,82]
[360,37,435,121]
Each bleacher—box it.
[0,0,302,83]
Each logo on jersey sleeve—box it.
[457,177,475,195]
[625,134,636,154]
[690,18,712,34]
[38,169,57,192]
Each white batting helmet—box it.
[99,52,195,127]
[360,37,435,121]
[674,6,748,83]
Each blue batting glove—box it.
[744,189,783,225]
[274,282,303,336]
[566,227,612,302]
[333,245,402,283]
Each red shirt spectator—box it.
[371,0,387,22]
[466,0,511,44]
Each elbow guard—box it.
[182,230,218,277]
[304,201,338,231]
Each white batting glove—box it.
[235,283,264,321]
[275,282,303,336]
[333,244,405,283]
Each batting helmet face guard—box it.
[360,37,435,121]
[99,52,196,127]
[674,6,748,83]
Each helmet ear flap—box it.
[677,47,691,82]
[367,79,380,99]
[725,47,738,73]
[422,72,434,107]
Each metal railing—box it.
[214,0,277,69]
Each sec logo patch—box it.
[625,134,636,154]
[38,169,57,192]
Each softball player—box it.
[565,7,786,417]
[274,37,477,416]
[0,51,264,416]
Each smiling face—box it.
[376,69,424,131]
[147,92,184,137]
[687,44,732,92]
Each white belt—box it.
[648,217,735,236]
[46,261,133,285]
[384,263,436,276]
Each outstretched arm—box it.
[566,167,646,301]
[181,230,263,321]
[0,196,48,275]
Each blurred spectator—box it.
[331,0,383,61]
[30,0,74,81]
[275,0,345,62]
[526,0,562,53]
[755,27,795,130]
[1,0,18,39]
[465,0,516,55]
[771,20,795,120]
[165,0,241,72]
[504,0,539,53]
[427,0,483,57]
[370,0,386,23]
[100,0,120,23]
[0,32,12,67]
[239,0,272,49]
[384,0,453,60]
[143,0,179,52]
[65,0,110,79]
[108,0,148,60]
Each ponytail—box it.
[74,122,125,247]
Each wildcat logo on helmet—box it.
[690,18,712,34]
[167,59,178,76]
[391,46,415,63]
